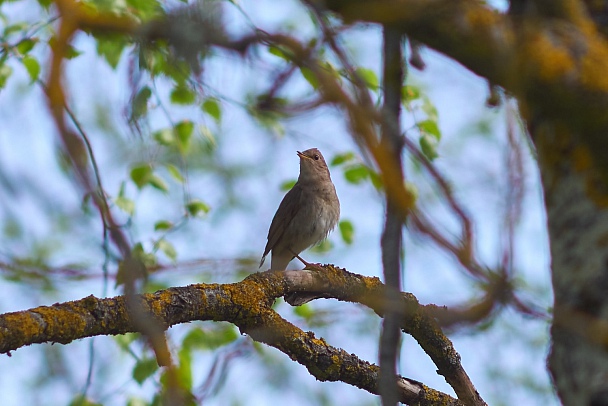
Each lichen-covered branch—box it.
[283,267,486,406]
[0,267,482,405]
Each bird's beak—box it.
[297,151,310,160]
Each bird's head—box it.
[297,148,331,183]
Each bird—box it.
[259,148,340,305]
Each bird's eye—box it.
[313,154,320,160]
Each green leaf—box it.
[130,164,153,189]
[174,120,194,154]
[247,95,286,136]
[0,64,13,89]
[3,218,22,239]
[404,181,419,204]
[37,0,53,8]
[268,45,290,60]
[369,169,383,190]
[133,358,158,385]
[154,220,174,231]
[118,181,127,197]
[330,152,355,166]
[157,238,177,261]
[153,128,174,146]
[126,399,148,406]
[129,166,168,192]
[3,23,28,37]
[148,175,169,193]
[293,303,314,319]
[355,67,378,90]
[68,395,102,406]
[64,43,82,59]
[115,243,153,287]
[114,332,139,351]
[402,85,421,102]
[280,179,297,191]
[323,61,341,80]
[202,98,221,122]
[181,328,205,350]
[133,242,158,268]
[422,96,438,121]
[170,84,196,105]
[115,196,135,215]
[186,200,210,217]
[310,239,332,253]
[21,56,40,82]
[300,67,319,89]
[16,38,37,54]
[96,35,126,69]
[344,164,370,184]
[339,220,355,245]
[125,0,163,21]
[49,37,82,59]
[166,163,184,183]
[419,133,439,160]
[199,126,216,151]
[131,86,152,120]
[418,119,441,140]
[182,325,238,351]
[177,347,193,391]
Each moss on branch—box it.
[0,267,479,405]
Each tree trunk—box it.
[534,120,608,405]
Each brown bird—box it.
[259,148,340,305]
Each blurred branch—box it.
[322,0,608,168]
[379,26,405,406]
[402,136,475,270]
[0,266,484,405]
[48,0,133,274]
[47,0,182,396]
[197,339,252,400]
[502,103,525,276]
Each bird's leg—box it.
[293,253,325,272]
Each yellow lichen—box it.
[324,355,341,375]
[579,36,608,92]
[150,290,171,315]
[465,5,501,32]
[527,33,575,82]
[4,312,42,339]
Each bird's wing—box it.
[261,184,303,260]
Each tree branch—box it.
[323,0,608,153]
[379,26,405,406]
[0,267,484,405]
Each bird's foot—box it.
[294,254,325,272]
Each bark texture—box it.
[536,124,608,405]
[0,267,481,405]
